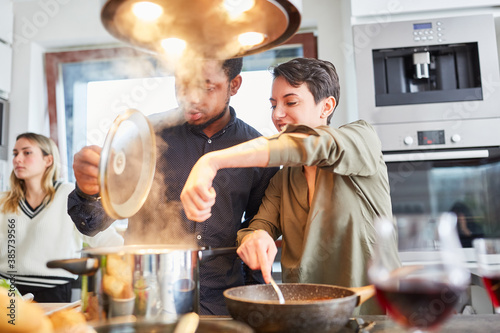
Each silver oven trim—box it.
[383,149,489,162]
[374,118,500,152]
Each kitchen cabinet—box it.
[0,42,12,98]
[351,0,500,17]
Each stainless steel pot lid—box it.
[99,109,156,219]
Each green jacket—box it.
[237,119,401,314]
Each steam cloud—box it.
[124,133,195,247]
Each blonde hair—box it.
[0,133,61,214]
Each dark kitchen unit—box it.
[385,148,500,247]
[353,13,500,246]
[0,98,8,192]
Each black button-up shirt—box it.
[68,107,278,315]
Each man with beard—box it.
[67,58,278,315]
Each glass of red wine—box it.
[473,238,500,314]
[369,213,470,332]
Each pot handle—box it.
[47,258,99,275]
[350,285,376,306]
[198,247,238,260]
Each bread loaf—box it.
[0,288,53,333]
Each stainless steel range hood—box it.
[101,0,301,59]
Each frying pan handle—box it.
[47,258,99,275]
[351,285,376,306]
[198,247,238,260]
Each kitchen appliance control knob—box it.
[451,134,461,143]
[404,136,414,145]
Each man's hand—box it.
[180,155,218,222]
[237,230,277,284]
[73,145,102,195]
[181,137,270,222]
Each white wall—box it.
[9,0,116,152]
[301,0,354,127]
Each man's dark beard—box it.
[189,99,230,132]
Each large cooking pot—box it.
[47,245,236,321]
[223,283,375,333]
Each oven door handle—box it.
[383,149,489,162]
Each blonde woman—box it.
[0,133,123,302]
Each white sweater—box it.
[0,182,124,288]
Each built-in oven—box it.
[385,148,500,247]
[352,14,500,247]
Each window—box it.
[45,33,317,181]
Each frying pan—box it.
[223,283,375,333]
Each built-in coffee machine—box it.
[353,14,500,152]
[352,14,500,241]
[373,42,480,107]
